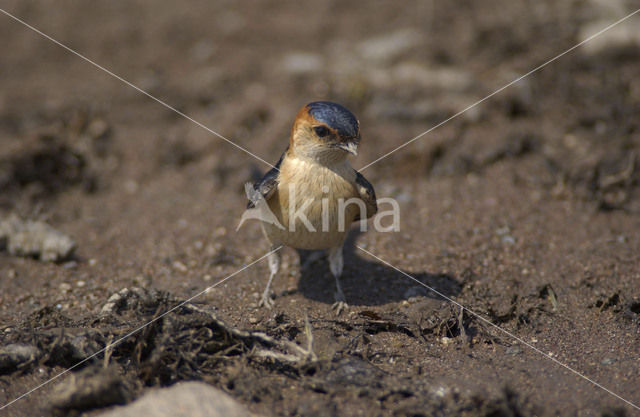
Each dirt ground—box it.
[1,0,640,416]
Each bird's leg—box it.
[328,244,348,315]
[259,246,281,309]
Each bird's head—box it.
[289,101,361,164]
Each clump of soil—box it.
[1,288,544,416]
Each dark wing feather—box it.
[246,150,286,209]
[353,171,377,221]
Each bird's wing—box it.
[246,150,286,209]
[353,171,378,221]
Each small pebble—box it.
[507,346,522,355]
[87,118,110,139]
[173,261,188,272]
[404,286,429,299]
[281,52,323,74]
[502,235,516,245]
[124,180,139,194]
[496,226,510,236]
[63,261,78,269]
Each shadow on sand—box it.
[295,229,461,307]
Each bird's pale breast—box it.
[262,156,361,250]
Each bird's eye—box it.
[314,126,330,137]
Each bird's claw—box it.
[331,300,348,316]
[332,286,348,315]
[258,291,275,309]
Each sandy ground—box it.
[1,1,640,416]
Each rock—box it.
[67,332,104,363]
[100,287,159,315]
[358,29,420,63]
[579,16,640,55]
[392,63,472,91]
[0,215,76,262]
[323,357,386,388]
[404,286,430,300]
[281,52,324,74]
[601,357,616,366]
[0,344,41,374]
[96,381,260,417]
[506,346,523,356]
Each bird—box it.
[245,101,377,314]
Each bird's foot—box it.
[331,300,348,316]
[331,288,348,315]
[258,291,275,309]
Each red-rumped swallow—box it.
[246,101,377,314]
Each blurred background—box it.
[1,0,639,199]
[1,0,639,210]
[1,0,640,416]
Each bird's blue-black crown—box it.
[307,101,359,138]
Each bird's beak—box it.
[338,140,358,156]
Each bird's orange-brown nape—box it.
[289,104,332,148]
